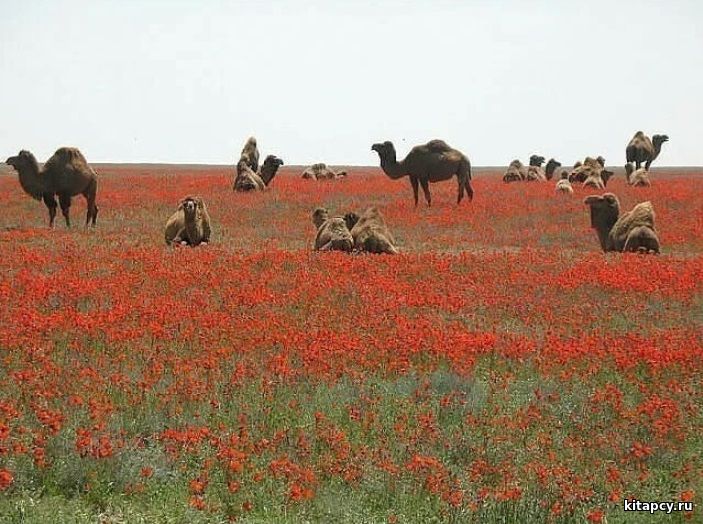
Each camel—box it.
[555,171,574,194]
[311,208,354,252]
[239,137,260,172]
[164,196,211,246]
[570,156,612,188]
[234,160,266,192]
[258,155,284,186]
[234,155,284,192]
[503,160,526,183]
[526,155,547,182]
[583,193,659,253]
[344,206,398,254]
[569,156,606,183]
[625,163,652,187]
[371,139,473,206]
[545,159,562,181]
[626,131,668,170]
[302,163,347,180]
[583,169,614,190]
[5,148,99,227]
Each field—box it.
[0,165,701,523]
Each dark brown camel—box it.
[371,139,473,206]
[5,148,99,227]
[626,131,669,170]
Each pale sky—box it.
[1,0,701,166]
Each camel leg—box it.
[43,194,58,228]
[419,178,431,207]
[410,176,419,207]
[457,176,465,204]
[464,178,474,202]
[58,194,72,228]
[83,178,98,226]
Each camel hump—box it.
[45,147,93,175]
[425,139,452,153]
[630,201,656,227]
[51,147,87,164]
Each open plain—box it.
[0,166,701,522]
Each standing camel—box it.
[626,131,669,170]
[371,140,473,206]
[5,148,99,227]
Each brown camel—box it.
[239,137,260,172]
[302,163,347,180]
[234,155,284,192]
[371,139,473,206]
[625,163,651,187]
[344,207,398,254]
[570,156,611,185]
[555,171,574,194]
[626,131,668,170]
[312,208,354,252]
[583,193,659,253]
[164,196,211,246]
[5,148,99,227]
[545,158,562,181]
[526,155,547,182]
[503,159,526,183]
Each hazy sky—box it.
[1,0,701,165]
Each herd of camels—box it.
[3,130,668,254]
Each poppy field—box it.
[0,165,701,523]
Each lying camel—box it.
[583,193,659,253]
[312,208,354,252]
[164,196,211,246]
[302,163,347,180]
[344,206,398,254]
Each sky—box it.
[1,0,702,166]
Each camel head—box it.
[560,170,569,180]
[179,196,199,220]
[529,155,545,167]
[573,161,582,169]
[545,158,562,178]
[245,136,257,147]
[596,156,606,168]
[5,150,38,172]
[262,155,284,170]
[343,212,360,231]
[371,141,396,158]
[312,207,329,229]
[584,193,620,236]
[652,134,669,147]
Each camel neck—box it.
[379,153,405,179]
[261,167,278,186]
[17,165,46,199]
